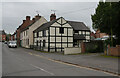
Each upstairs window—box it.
[59,27,64,34]
[43,40,45,47]
[42,30,46,37]
[37,32,39,37]
[74,30,79,33]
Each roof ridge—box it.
[67,20,83,23]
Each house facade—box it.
[20,15,47,48]
[33,17,73,52]
[16,16,32,46]
[0,30,6,42]
[33,15,90,52]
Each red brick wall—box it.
[95,29,108,38]
[16,15,41,46]
[2,35,6,41]
[108,45,120,56]
[81,42,85,53]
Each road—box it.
[2,43,115,76]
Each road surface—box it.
[2,43,115,76]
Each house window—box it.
[74,30,78,33]
[37,40,38,46]
[28,39,29,45]
[59,27,64,34]
[43,40,45,47]
[26,31,27,36]
[37,32,39,37]
[24,32,25,36]
[42,30,46,37]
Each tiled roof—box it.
[34,17,60,32]
[34,17,90,33]
[0,30,6,35]
[67,21,90,31]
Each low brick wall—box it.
[64,47,81,55]
[108,45,120,56]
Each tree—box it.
[91,1,120,45]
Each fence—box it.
[81,40,104,53]
[107,45,120,56]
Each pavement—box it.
[2,43,119,76]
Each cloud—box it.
[2,2,98,34]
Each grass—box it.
[100,54,120,59]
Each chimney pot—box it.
[23,20,26,23]
[50,13,56,21]
[26,16,30,20]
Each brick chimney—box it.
[26,16,30,20]
[35,14,41,20]
[32,18,35,23]
[23,20,26,24]
[50,13,56,21]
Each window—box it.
[37,32,39,37]
[24,32,25,36]
[43,30,46,37]
[59,27,64,34]
[28,39,29,45]
[26,31,27,36]
[37,40,38,46]
[43,40,45,47]
[74,30,78,33]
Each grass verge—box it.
[100,54,120,59]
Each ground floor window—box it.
[43,40,45,47]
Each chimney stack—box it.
[32,18,35,23]
[23,20,26,23]
[35,14,41,20]
[26,16,30,20]
[50,13,56,21]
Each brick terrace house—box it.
[90,29,108,39]
[16,16,32,46]
[20,14,47,48]
[95,29,108,38]
[0,30,6,42]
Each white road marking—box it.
[28,52,119,76]
[30,64,54,76]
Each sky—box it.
[1,0,100,34]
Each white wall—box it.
[64,47,81,55]
[29,16,47,46]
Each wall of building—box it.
[17,16,32,46]
[21,29,29,48]
[64,47,81,54]
[33,17,74,52]
[29,16,47,48]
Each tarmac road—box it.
[2,43,115,76]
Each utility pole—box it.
[110,2,113,46]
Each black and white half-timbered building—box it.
[33,14,90,52]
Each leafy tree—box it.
[91,1,120,45]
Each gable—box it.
[51,17,72,28]
[51,22,61,27]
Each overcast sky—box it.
[1,1,99,34]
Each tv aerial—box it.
[51,10,56,14]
